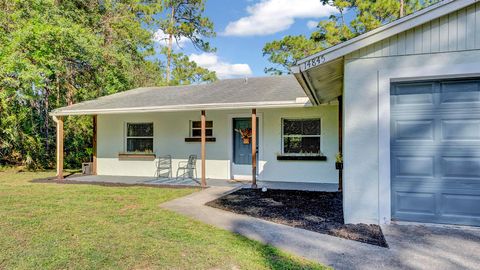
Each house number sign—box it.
[302,55,326,70]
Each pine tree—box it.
[159,0,215,84]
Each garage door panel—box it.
[441,194,480,217]
[393,155,435,178]
[392,83,435,106]
[394,191,436,215]
[391,79,480,226]
[441,157,480,178]
[393,120,435,141]
[440,81,480,104]
[441,119,480,141]
[393,189,480,225]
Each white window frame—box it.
[190,120,214,137]
[281,118,322,155]
[124,122,154,153]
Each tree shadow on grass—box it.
[233,234,330,270]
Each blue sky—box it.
[154,0,339,78]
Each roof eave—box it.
[291,66,320,106]
[49,100,314,117]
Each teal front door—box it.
[232,117,259,179]
[233,118,256,164]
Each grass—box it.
[0,168,329,270]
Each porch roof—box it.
[50,75,310,116]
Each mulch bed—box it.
[206,188,388,247]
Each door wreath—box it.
[235,128,252,144]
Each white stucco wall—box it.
[343,50,480,224]
[96,106,339,183]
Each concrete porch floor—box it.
[66,174,339,191]
[66,175,241,187]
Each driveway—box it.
[382,224,480,269]
[161,186,480,270]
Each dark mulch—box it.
[206,189,388,247]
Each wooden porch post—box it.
[92,115,97,175]
[251,109,257,188]
[200,110,207,188]
[56,116,64,180]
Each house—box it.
[52,76,339,187]
[51,0,480,227]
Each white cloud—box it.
[190,53,252,79]
[153,29,189,49]
[222,0,337,36]
[307,20,318,29]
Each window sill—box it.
[118,153,156,160]
[184,137,216,142]
[276,155,327,161]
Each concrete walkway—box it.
[161,186,480,270]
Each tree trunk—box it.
[339,8,345,26]
[56,75,60,106]
[45,88,50,154]
[166,5,175,85]
[399,0,404,18]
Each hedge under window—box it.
[126,123,153,153]
[190,121,213,137]
[282,119,321,154]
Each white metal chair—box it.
[176,155,198,181]
[156,155,172,178]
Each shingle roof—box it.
[51,76,309,116]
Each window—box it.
[282,119,321,155]
[190,121,213,137]
[126,123,153,153]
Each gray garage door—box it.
[391,79,480,226]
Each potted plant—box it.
[335,152,343,170]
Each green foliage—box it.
[159,0,216,84]
[160,0,216,52]
[263,35,323,75]
[0,0,216,169]
[169,51,217,85]
[263,0,439,74]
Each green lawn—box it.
[0,168,329,270]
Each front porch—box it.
[52,105,340,189]
[66,174,242,188]
[50,77,342,191]
[54,108,262,189]
[64,174,339,191]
